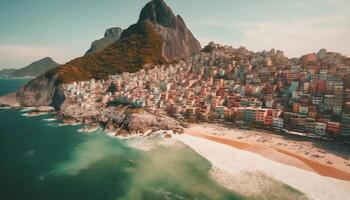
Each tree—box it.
[195,112,206,122]
[183,110,192,119]
[165,105,176,117]
[106,83,117,93]
[224,114,236,123]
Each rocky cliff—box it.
[10,57,59,77]
[102,106,182,135]
[58,105,183,135]
[15,74,65,108]
[134,0,201,61]
[85,27,123,55]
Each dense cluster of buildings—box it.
[62,42,350,140]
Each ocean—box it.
[0,78,243,200]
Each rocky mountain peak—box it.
[104,27,123,38]
[85,27,123,55]
[138,0,178,28]
[40,57,55,63]
[136,0,201,61]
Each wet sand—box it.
[174,133,350,200]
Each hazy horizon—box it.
[0,0,349,69]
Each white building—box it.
[273,117,284,130]
[315,122,326,135]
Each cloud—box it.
[192,0,350,58]
[195,14,350,58]
[237,15,350,57]
[0,45,69,68]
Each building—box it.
[264,109,274,126]
[324,95,334,110]
[301,53,318,66]
[300,106,309,115]
[244,108,257,124]
[311,94,323,105]
[293,103,301,113]
[319,69,328,80]
[256,109,267,123]
[327,122,340,135]
[273,117,284,130]
[305,118,316,133]
[215,106,226,119]
[340,113,350,137]
[315,122,327,136]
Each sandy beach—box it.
[184,124,350,180]
[173,132,350,200]
[171,123,350,200]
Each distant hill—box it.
[11,57,59,77]
[0,68,17,77]
[85,27,123,55]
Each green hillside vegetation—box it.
[46,21,166,83]
[11,57,59,77]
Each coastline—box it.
[173,133,350,200]
[14,104,350,180]
[183,123,350,181]
[12,105,350,199]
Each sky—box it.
[0,0,349,69]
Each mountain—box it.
[85,27,123,55]
[137,0,201,61]
[0,0,201,108]
[10,57,59,77]
[0,68,17,77]
[48,21,166,84]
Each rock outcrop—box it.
[134,0,201,61]
[101,106,183,135]
[15,74,65,108]
[10,57,59,77]
[85,27,123,55]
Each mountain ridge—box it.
[10,57,59,77]
[0,68,17,77]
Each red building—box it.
[316,80,326,94]
[308,81,317,94]
[301,53,318,66]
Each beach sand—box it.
[184,124,350,180]
[173,133,350,200]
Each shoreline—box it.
[10,104,350,181]
[173,133,350,200]
[7,105,350,199]
[183,124,350,181]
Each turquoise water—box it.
[0,79,243,200]
[0,78,32,95]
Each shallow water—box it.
[0,109,244,200]
[0,78,243,200]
